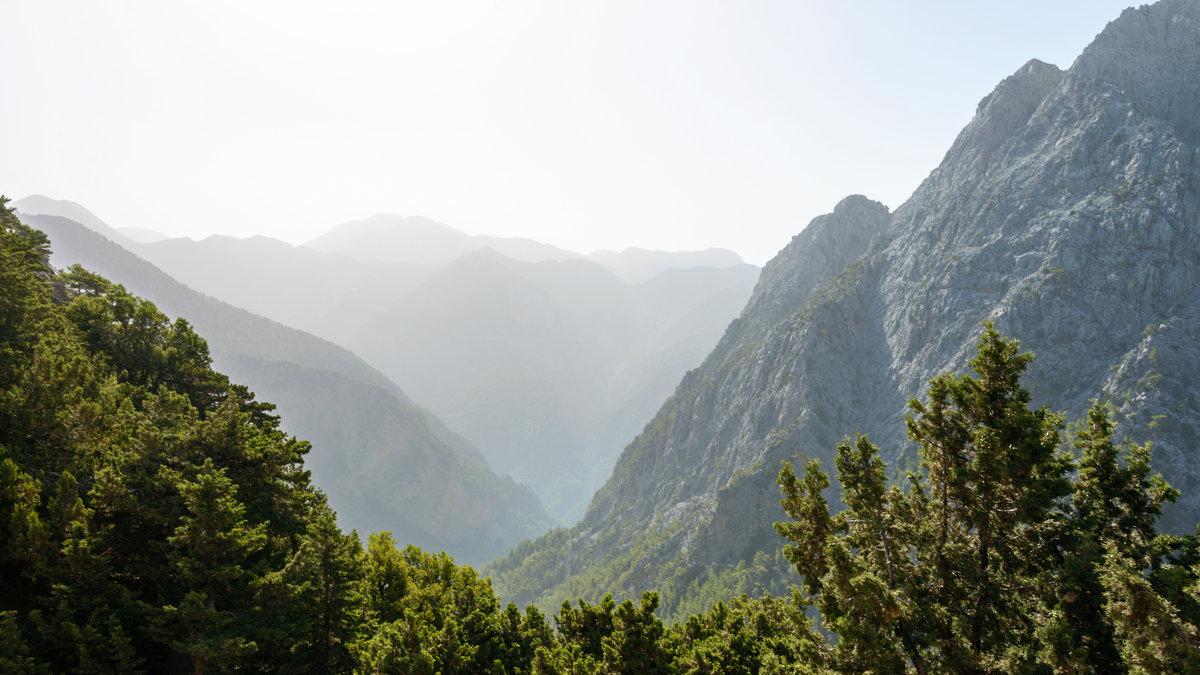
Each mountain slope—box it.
[488,0,1200,613]
[22,212,552,564]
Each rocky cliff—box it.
[487,0,1200,613]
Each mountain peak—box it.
[12,194,127,243]
[831,193,889,219]
[303,214,473,264]
[936,58,1064,183]
[973,59,1063,117]
[1073,0,1200,142]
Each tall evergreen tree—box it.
[286,506,367,673]
[778,326,1076,673]
[158,459,266,673]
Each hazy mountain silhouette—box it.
[130,233,430,344]
[347,249,759,522]
[304,213,576,266]
[585,247,746,284]
[116,226,168,243]
[14,194,130,244]
[304,212,748,282]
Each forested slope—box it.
[20,212,551,564]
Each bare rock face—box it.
[489,0,1200,611]
[938,58,1064,186]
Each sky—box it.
[3,1,1137,265]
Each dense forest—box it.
[5,195,1200,673]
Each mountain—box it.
[20,212,552,564]
[487,0,1200,614]
[304,213,577,265]
[116,225,167,243]
[14,193,131,244]
[304,212,749,282]
[348,249,760,522]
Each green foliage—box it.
[354,538,561,673]
[1099,543,1200,673]
[484,527,573,607]
[776,324,1200,673]
[670,548,795,622]
[556,594,617,662]
[601,592,672,674]
[0,196,52,358]
[0,206,617,672]
[0,199,333,671]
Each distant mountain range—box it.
[347,249,758,521]
[485,0,1200,615]
[14,197,760,524]
[19,211,552,565]
[303,212,745,284]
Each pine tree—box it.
[1099,545,1200,672]
[777,325,1075,673]
[556,594,617,663]
[600,592,673,674]
[286,506,367,673]
[158,459,266,674]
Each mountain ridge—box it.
[302,211,748,282]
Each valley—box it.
[6,1,1200,671]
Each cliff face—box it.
[878,0,1200,529]
[488,0,1200,610]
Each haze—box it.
[3,0,1132,264]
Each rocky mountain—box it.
[20,212,553,565]
[487,0,1200,614]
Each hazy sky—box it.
[4,1,1135,264]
